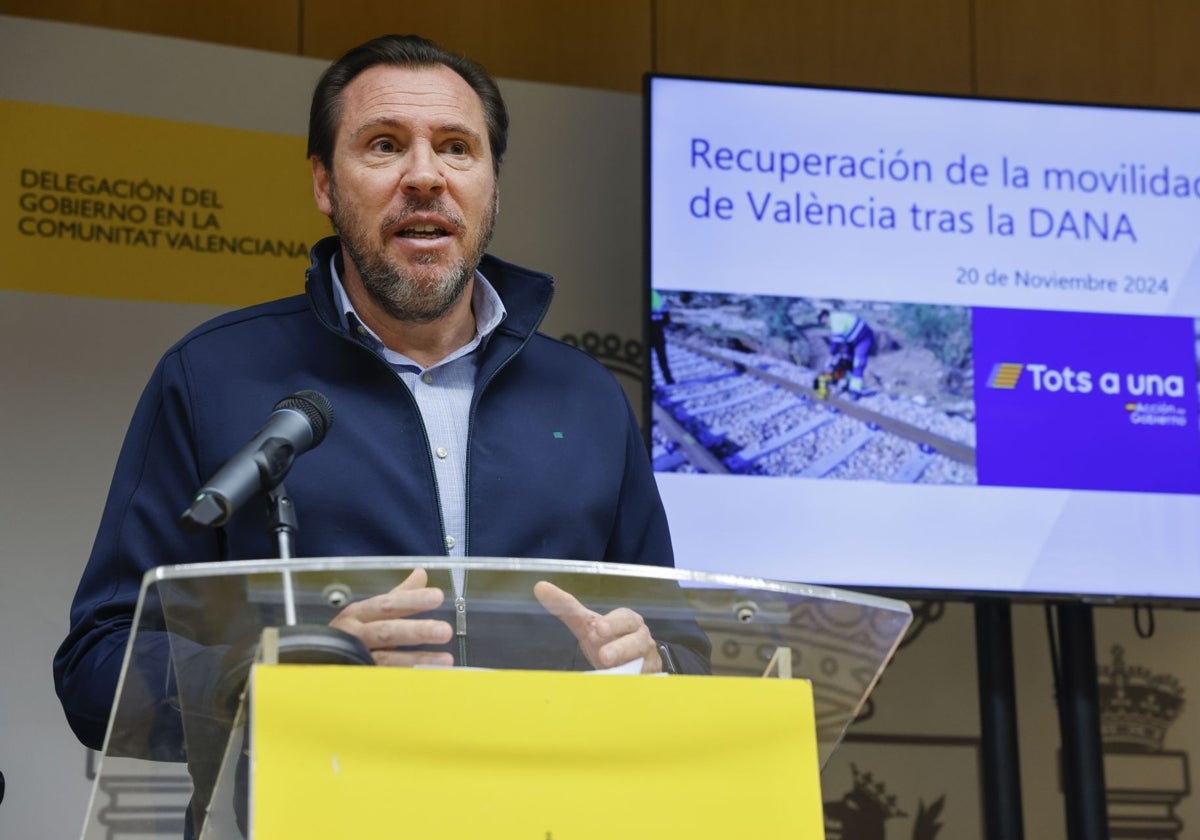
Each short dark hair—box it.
[307,34,509,175]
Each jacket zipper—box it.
[455,595,468,663]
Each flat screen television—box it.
[645,74,1200,603]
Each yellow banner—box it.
[251,665,825,839]
[2,99,331,306]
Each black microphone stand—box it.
[266,483,299,560]
[265,483,299,626]
[257,481,372,663]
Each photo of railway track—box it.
[650,291,977,484]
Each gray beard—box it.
[331,190,495,325]
[346,235,474,325]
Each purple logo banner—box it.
[973,307,1200,494]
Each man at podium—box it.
[54,34,707,756]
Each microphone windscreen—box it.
[273,390,333,446]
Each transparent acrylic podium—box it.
[80,557,912,839]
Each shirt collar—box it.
[329,252,507,371]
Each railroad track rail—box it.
[651,337,977,484]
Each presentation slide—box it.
[647,75,1200,600]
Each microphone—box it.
[179,390,333,530]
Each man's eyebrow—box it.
[351,117,405,142]
[436,122,485,146]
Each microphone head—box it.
[274,390,334,447]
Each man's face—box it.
[312,63,498,323]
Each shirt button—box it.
[422,372,434,385]
[435,446,448,459]
[445,535,456,550]
[356,324,369,337]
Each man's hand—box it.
[330,568,454,666]
[533,580,663,673]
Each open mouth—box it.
[396,223,450,239]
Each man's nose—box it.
[401,143,445,196]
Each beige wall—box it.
[3,0,1200,107]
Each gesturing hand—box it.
[330,568,454,666]
[533,580,663,673]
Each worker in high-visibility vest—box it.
[818,309,874,397]
[650,289,675,385]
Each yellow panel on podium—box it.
[250,664,825,839]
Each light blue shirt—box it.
[329,255,507,592]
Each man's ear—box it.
[311,155,333,217]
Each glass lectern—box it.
[80,557,912,839]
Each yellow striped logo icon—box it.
[988,363,1024,389]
